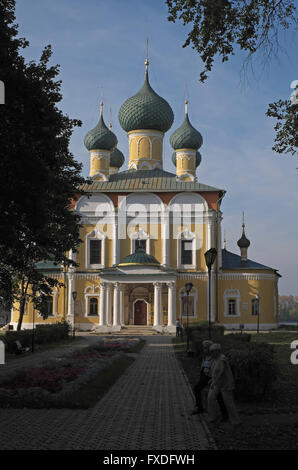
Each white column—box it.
[113,282,121,330]
[99,282,107,326]
[206,271,215,322]
[113,215,120,265]
[67,270,75,322]
[120,285,125,325]
[153,282,162,330]
[106,284,113,325]
[162,209,170,266]
[167,281,176,333]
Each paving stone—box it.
[0,335,216,450]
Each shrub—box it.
[4,330,32,353]
[226,344,278,401]
[184,321,225,337]
[224,333,251,342]
[4,322,70,352]
[190,331,278,401]
[35,322,70,344]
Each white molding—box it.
[90,171,110,181]
[224,288,241,318]
[84,286,100,317]
[223,323,278,330]
[178,286,198,319]
[86,228,106,269]
[176,172,196,181]
[219,273,277,280]
[74,273,100,280]
[177,229,196,270]
[131,228,150,254]
[178,273,207,280]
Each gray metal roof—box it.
[80,168,225,193]
[221,249,280,275]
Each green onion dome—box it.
[170,101,203,150]
[84,102,118,151]
[110,147,125,168]
[118,247,160,266]
[172,150,202,168]
[118,61,174,133]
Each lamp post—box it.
[256,294,260,333]
[72,291,77,337]
[31,283,38,353]
[185,282,193,356]
[204,248,217,340]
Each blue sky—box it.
[15,0,298,294]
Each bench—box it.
[15,340,30,355]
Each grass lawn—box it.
[172,330,298,450]
[41,338,146,408]
[67,355,135,408]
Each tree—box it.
[166,0,297,155]
[266,85,298,155]
[0,0,86,329]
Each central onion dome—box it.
[118,247,160,266]
[110,147,125,168]
[170,105,203,150]
[84,102,118,151]
[172,150,202,168]
[118,60,174,133]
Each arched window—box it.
[177,229,196,269]
[89,297,98,316]
[251,298,259,315]
[224,289,240,317]
[179,286,198,318]
[228,299,236,315]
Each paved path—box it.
[0,335,215,450]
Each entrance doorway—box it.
[134,300,147,325]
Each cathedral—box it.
[11,58,280,331]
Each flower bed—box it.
[0,337,140,408]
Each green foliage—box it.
[226,345,278,401]
[191,331,278,400]
[34,322,70,344]
[185,320,225,337]
[3,322,70,352]
[224,332,251,342]
[266,95,298,155]
[166,0,297,82]
[0,0,88,329]
[4,329,32,353]
[166,1,297,156]
[278,295,298,322]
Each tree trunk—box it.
[17,296,26,331]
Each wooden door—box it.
[134,300,147,325]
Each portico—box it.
[97,250,177,333]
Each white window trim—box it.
[177,229,196,270]
[224,288,240,317]
[84,286,100,317]
[131,229,150,254]
[86,229,105,269]
[179,286,198,319]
